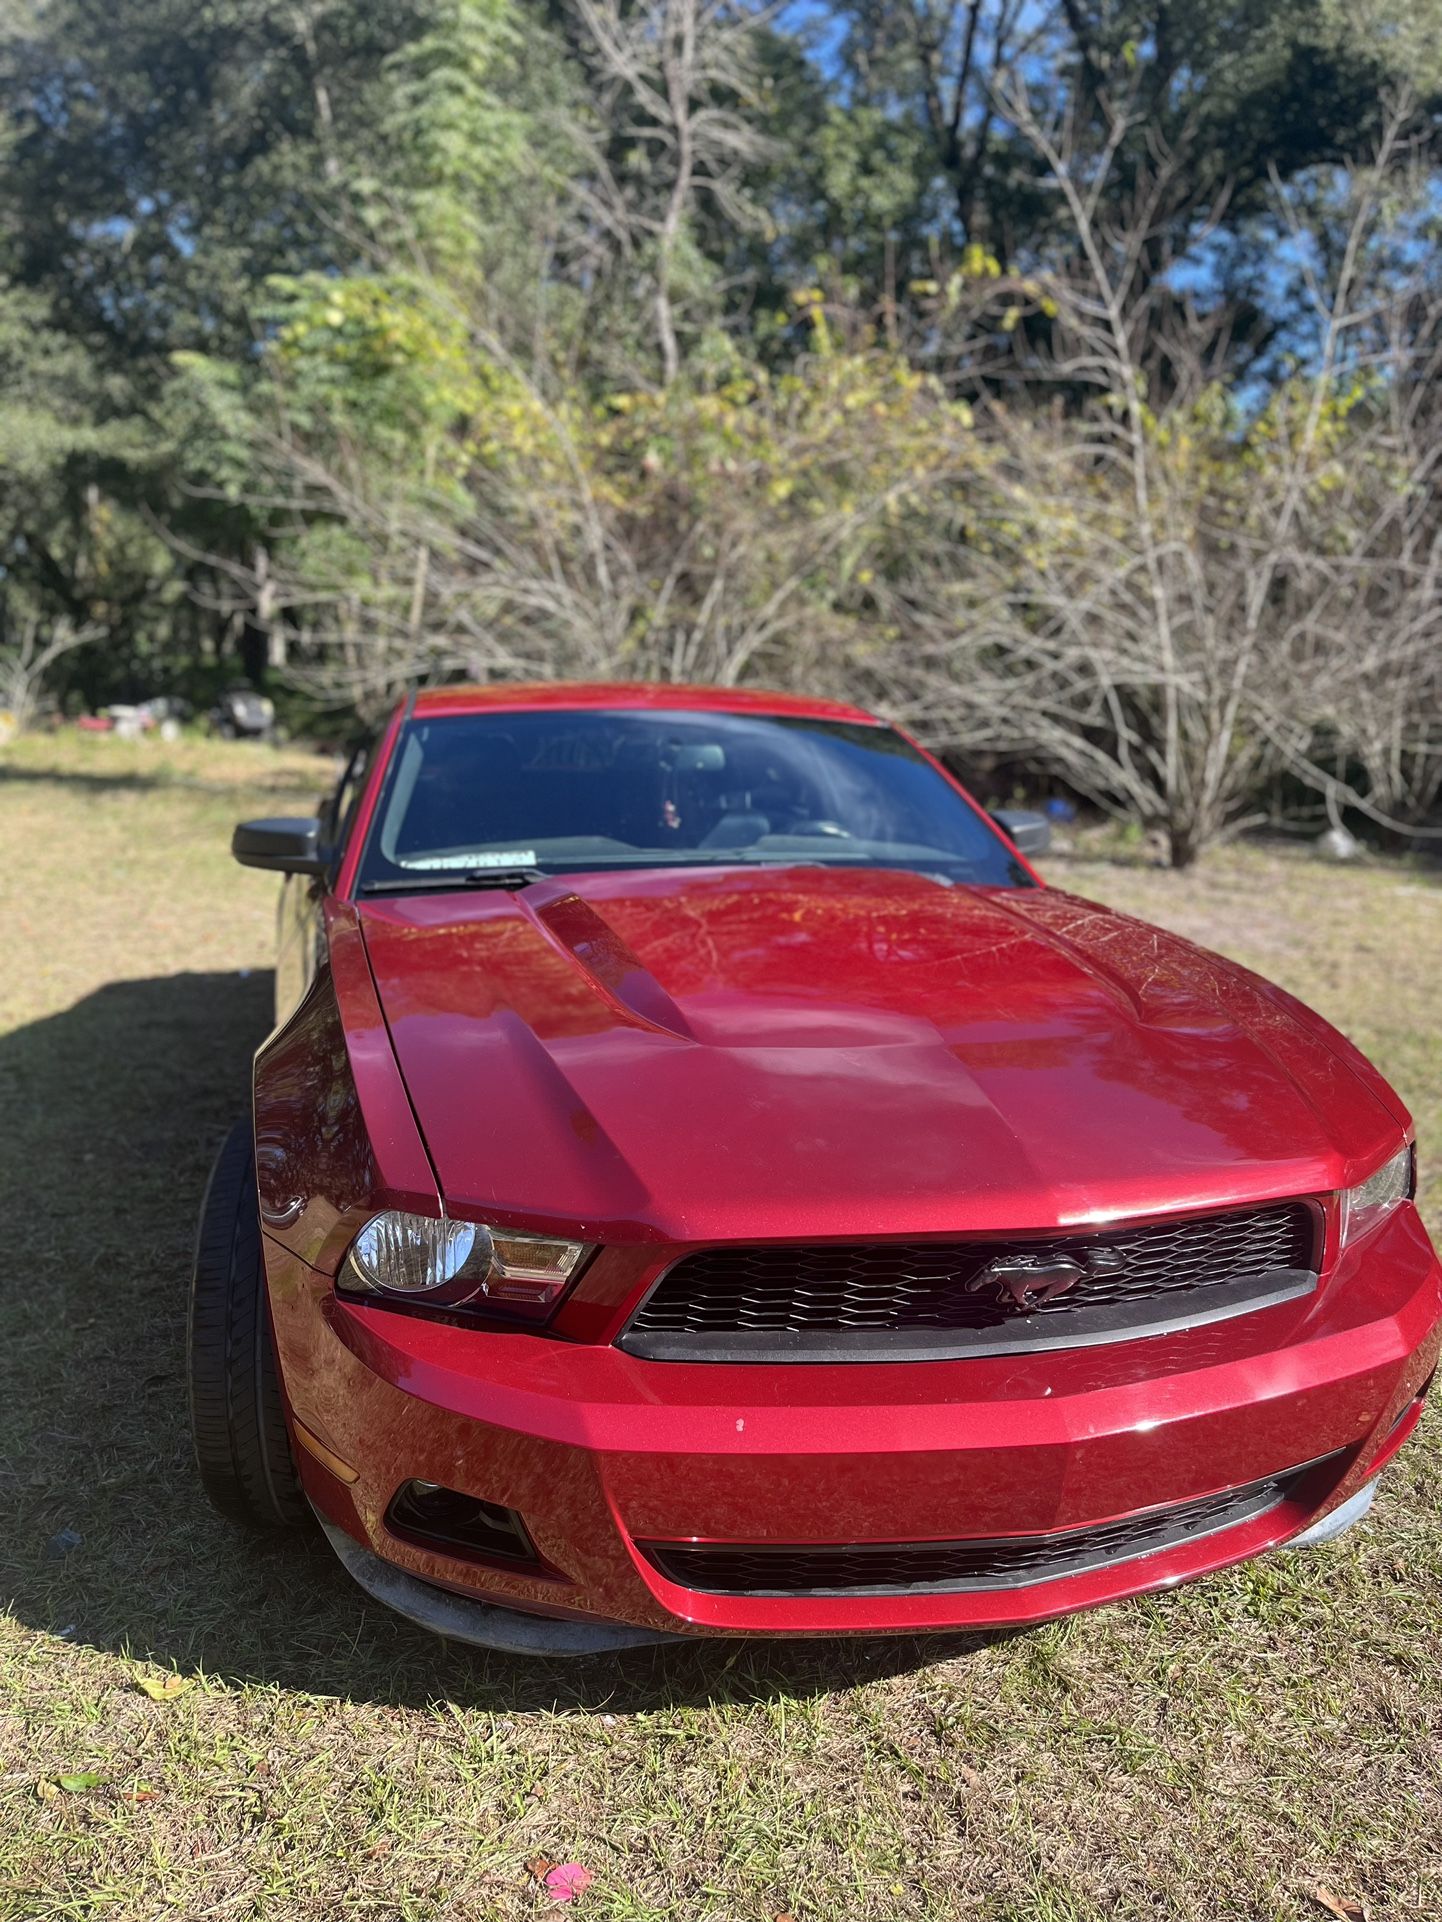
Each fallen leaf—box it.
[1307,1885,1368,1922]
[135,1672,191,1702]
[122,1785,158,1803]
[35,1779,59,1802]
[956,1762,984,1791]
[527,1855,555,1881]
[543,1862,593,1905]
[56,1773,102,1793]
[773,1912,796,1922]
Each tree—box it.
[556,1,777,385]
[0,616,97,732]
[810,1,1442,382]
[0,87,161,704]
[0,0,453,699]
[863,92,1442,865]
[0,0,1439,862]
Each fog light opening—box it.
[385,1480,543,1571]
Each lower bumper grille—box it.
[640,1465,1318,1597]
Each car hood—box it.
[358,867,1404,1241]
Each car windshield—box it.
[355,709,1033,890]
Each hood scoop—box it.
[528,891,696,1041]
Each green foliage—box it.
[0,0,1439,865]
[374,0,525,274]
[267,273,484,456]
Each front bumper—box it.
[314,1515,684,1653]
[265,1206,1441,1642]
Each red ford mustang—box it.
[190,683,1440,1653]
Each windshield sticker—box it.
[400,849,538,870]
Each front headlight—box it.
[1338,1145,1415,1253]
[340,1211,590,1321]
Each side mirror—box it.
[232,817,328,877]
[991,808,1052,857]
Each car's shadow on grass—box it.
[0,969,1007,1715]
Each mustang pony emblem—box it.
[968,1246,1126,1311]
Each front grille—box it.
[618,1202,1318,1362]
[641,1466,1314,1596]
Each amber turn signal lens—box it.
[292,1420,359,1484]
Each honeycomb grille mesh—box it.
[642,1470,1306,1596]
[626,1203,1316,1342]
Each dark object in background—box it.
[209,687,277,742]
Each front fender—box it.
[253,902,438,1273]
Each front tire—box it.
[188,1119,307,1528]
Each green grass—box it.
[1,734,1439,1921]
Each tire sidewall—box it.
[188,1118,307,1529]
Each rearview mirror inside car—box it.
[669,743,726,772]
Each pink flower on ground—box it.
[543,1863,594,1905]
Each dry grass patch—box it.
[1,738,1439,1921]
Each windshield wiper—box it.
[360,868,546,895]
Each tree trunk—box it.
[1166,818,1202,869]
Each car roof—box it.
[405,681,885,724]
